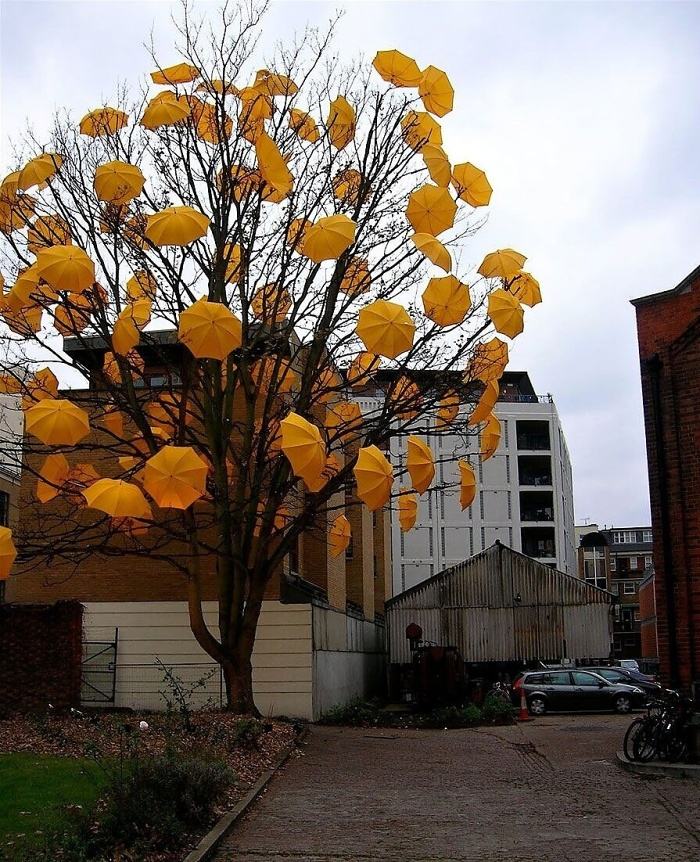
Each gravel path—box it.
[214,714,700,861]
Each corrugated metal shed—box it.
[386,543,613,664]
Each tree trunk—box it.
[223,653,259,715]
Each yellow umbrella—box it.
[193,101,233,144]
[37,453,71,503]
[256,132,293,198]
[145,206,209,246]
[17,153,63,191]
[459,460,477,510]
[487,288,524,339]
[302,214,356,263]
[0,171,19,202]
[510,272,542,307]
[151,62,200,84]
[251,282,291,322]
[356,299,415,359]
[470,338,509,384]
[398,491,418,532]
[406,185,457,236]
[0,196,35,234]
[36,245,95,293]
[322,453,342,485]
[354,445,393,511]
[312,367,342,405]
[436,390,460,427]
[140,91,191,129]
[401,111,442,152]
[24,368,59,406]
[53,294,92,336]
[346,351,380,388]
[2,302,42,335]
[94,161,145,205]
[0,527,17,580]
[328,514,351,558]
[126,270,158,301]
[178,299,242,361]
[280,411,327,492]
[419,65,454,117]
[468,379,499,427]
[25,398,90,445]
[480,413,501,461]
[285,218,312,254]
[103,350,144,384]
[83,477,151,519]
[143,445,209,509]
[333,169,364,206]
[452,162,492,208]
[100,405,124,436]
[325,400,363,436]
[478,248,527,280]
[238,86,273,120]
[222,243,242,283]
[79,107,129,137]
[407,435,435,494]
[4,268,37,312]
[196,79,239,97]
[128,298,152,329]
[390,375,421,420]
[288,108,319,143]
[27,214,71,254]
[326,96,356,150]
[372,50,422,87]
[411,233,451,272]
[422,144,452,187]
[112,309,140,356]
[340,257,371,296]
[0,373,21,394]
[254,69,299,97]
[422,275,471,326]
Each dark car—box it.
[512,669,646,716]
[580,666,662,698]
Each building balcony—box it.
[516,420,551,452]
[522,526,556,560]
[518,455,553,487]
[520,490,554,523]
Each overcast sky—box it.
[2,0,699,528]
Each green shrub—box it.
[416,704,483,728]
[320,698,380,726]
[230,717,266,749]
[481,693,515,724]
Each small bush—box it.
[231,717,266,749]
[416,704,483,728]
[320,698,381,726]
[481,693,515,724]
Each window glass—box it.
[526,674,543,684]
[597,669,622,682]
[572,671,602,686]
[543,672,570,686]
[643,530,652,542]
[624,582,636,595]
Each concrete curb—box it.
[616,751,700,780]
[182,726,309,862]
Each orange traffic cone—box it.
[518,686,533,722]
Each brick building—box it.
[632,265,700,692]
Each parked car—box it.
[580,666,662,697]
[512,669,646,715]
[618,659,641,673]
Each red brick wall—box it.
[638,575,657,660]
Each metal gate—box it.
[81,629,118,705]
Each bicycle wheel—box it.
[633,719,658,762]
[623,718,646,761]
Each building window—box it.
[623,582,636,595]
[643,530,652,543]
[610,583,619,595]
[644,555,652,570]
[0,492,9,527]
[610,558,616,571]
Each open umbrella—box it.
[178,298,242,360]
[312,368,342,405]
[222,243,242,283]
[422,144,452,187]
[436,390,460,427]
[452,162,492,208]
[53,294,92,336]
[0,196,35,234]
[333,169,364,206]
[17,153,63,191]
[0,171,20,202]
[470,338,509,384]
[422,275,471,326]
[356,299,415,359]
[419,65,454,117]
[478,248,526,280]
[126,270,158,301]
[251,282,291,322]
[398,491,418,532]
[255,132,293,198]
[254,69,299,97]
[94,161,145,205]
[37,453,71,503]
[328,514,351,558]
[27,214,71,254]
[288,108,319,143]
[487,288,524,339]
[510,272,542,307]
[36,245,95,293]
[340,257,371,296]
[459,460,477,510]
[238,86,273,122]
[151,62,200,85]
[196,79,239,96]
[407,435,435,494]
[80,108,129,137]
[346,351,380,388]
[468,380,499,427]
[302,214,356,262]
[145,206,209,246]
[100,405,124,436]
[411,233,451,272]
[390,375,421,420]
[112,309,140,356]
[143,445,209,509]
[325,400,363,436]
[401,111,442,152]
[25,398,90,445]
[353,445,393,511]
[0,527,17,580]
[480,414,501,461]
[24,368,59,406]
[406,185,457,236]
[372,50,422,87]
[140,91,191,129]
[83,478,151,519]
[326,96,356,150]
[103,350,144,384]
[192,101,233,144]
[280,412,327,493]
[128,298,152,329]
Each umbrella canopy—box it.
[398,491,418,532]
[126,270,158,301]
[17,153,63,191]
[254,68,299,96]
[94,161,145,205]
[459,460,477,510]
[470,338,509,384]
[27,214,72,253]
[53,294,92,336]
[340,257,371,296]
[372,50,422,87]
[436,390,460,427]
[419,65,454,117]
[422,275,471,326]
[487,288,524,339]
[36,245,94,293]
[222,243,242,283]
[326,96,356,150]
[407,435,435,494]
[478,248,526,280]
[468,379,500,427]
[239,86,273,121]
[401,111,442,152]
[112,309,140,356]
[353,445,393,511]
[288,108,319,143]
[251,282,291,322]
[0,527,17,580]
[302,214,356,263]
[25,398,90,445]
[140,91,191,129]
[128,298,152,329]
[346,351,380,388]
[0,171,20,202]
[452,162,492,208]
[356,299,415,359]
[422,144,452,187]
[480,414,501,461]
[79,108,129,137]
[192,101,233,144]
[143,445,209,509]
[145,206,209,246]
[280,412,327,492]
[24,368,59,405]
[333,169,364,206]
[325,400,363,436]
[0,195,36,234]
[196,79,239,96]
[390,375,421,420]
[411,233,451,272]
[151,63,200,85]
[328,514,352,558]
[406,184,457,236]
[178,298,242,361]
[83,478,152,519]
[256,132,293,198]
[511,272,542,307]
[37,453,71,503]
[100,405,124,436]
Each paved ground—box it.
[215,714,700,862]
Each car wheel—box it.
[615,695,632,714]
[528,696,546,716]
